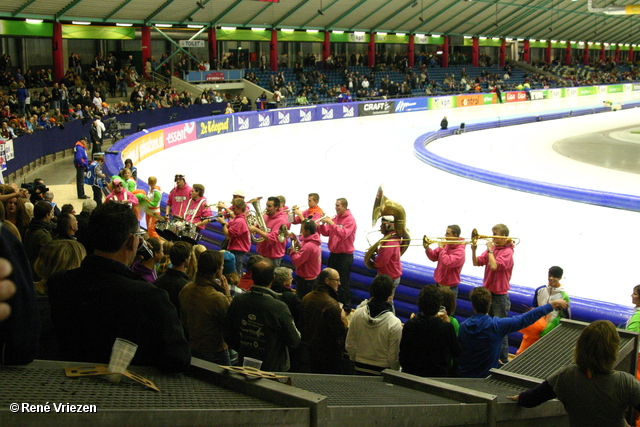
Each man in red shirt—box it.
[218,198,251,275]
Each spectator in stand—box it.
[130,237,163,283]
[155,241,192,317]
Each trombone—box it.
[377,229,520,249]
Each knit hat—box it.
[222,250,236,275]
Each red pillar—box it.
[270,30,278,71]
[52,22,64,83]
[565,42,571,66]
[408,34,415,68]
[545,41,552,64]
[499,38,506,67]
[141,25,151,79]
[442,36,449,68]
[600,44,605,61]
[629,46,634,63]
[471,37,479,67]
[583,43,589,65]
[523,40,530,64]
[322,31,330,65]
[368,32,375,68]
[208,27,217,68]
[614,44,620,64]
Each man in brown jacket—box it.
[300,268,348,374]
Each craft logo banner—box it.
[197,117,231,138]
[358,101,395,116]
[165,121,197,148]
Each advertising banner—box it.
[272,107,316,125]
[394,98,428,113]
[623,83,632,92]
[122,129,164,164]
[565,87,578,97]
[164,121,197,149]
[234,112,260,132]
[547,88,562,99]
[319,104,357,120]
[578,87,597,96]
[530,90,546,101]
[358,101,395,116]
[633,83,640,91]
[505,91,528,103]
[456,94,484,108]
[607,85,623,93]
[427,96,454,110]
[483,94,496,105]
[197,116,232,139]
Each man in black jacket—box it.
[48,203,190,372]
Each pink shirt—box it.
[227,213,251,252]
[373,233,402,280]
[475,243,514,294]
[289,232,321,280]
[317,209,356,254]
[256,210,288,259]
[105,189,139,207]
[167,183,192,218]
[183,196,213,230]
[426,240,466,286]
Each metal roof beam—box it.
[55,0,86,20]
[273,0,312,27]
[145,0,175,24]
[12,0,38,17]
[326,0,368,29]
[179,0,212,25]
[299,0,339,29]
[104,0,136,22]
[371,0,420,31]
[411,0,457,33]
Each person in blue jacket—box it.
[73,137,89,199]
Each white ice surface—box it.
[139,90,640,307]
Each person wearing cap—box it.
[183,184,213,231]
[166,174,192,219]
[217,198,251,276]
[289,219,322,300]
[73,137,89,199]
[85,153,105,207]
[372,215,402,287]
[105,177,139,207]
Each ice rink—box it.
[139,90,640,307]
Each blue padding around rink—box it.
[105,97,635,357]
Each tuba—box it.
[364,185,411,270]
[245,197,268,243]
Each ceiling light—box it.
[416,33,425,37]
[221,26,236,30]
[188,24,204,29]
[72,21,91,25]
[332,30,344,34]
[281,28,295,32]
[116,23,132,27]
[252,27,266,31]
[26,19,43,24]
[307,29,319,33]
[378,32,387,36]
[155,24,172,27]
[354,31,365,36]
[396,33,405,36]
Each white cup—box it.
[242,357,263,370]
[108,338,138,378]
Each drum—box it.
[155,220,170,239]
[179,222,201,245]
[163,219,185,241]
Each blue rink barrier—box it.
[105,94,636,356]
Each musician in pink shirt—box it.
[425,224,466,296]
[105,178,139,207]
[249,196,288,266]
[372,216,402,284]
[317,197,357,307]
[165,173,192,219]
[289,220,322,299]
[218,198,251,275]
[183,184,213,230]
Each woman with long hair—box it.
[509,320,640,426]
[179,250,231,365]
[3,196,30,239]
